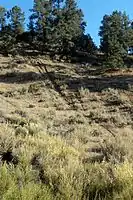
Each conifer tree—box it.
[0,6,13,55]
[0,6,25,55]
[29,0,86,55]
[0,6,6,31]
[53,0,86,55]
[29,0,53,51]
[75,34,97,54]
[8,6,25,36]
[99,11,133,68]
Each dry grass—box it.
[1,55,133,199]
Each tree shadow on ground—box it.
[0,64,133,93]
[0,71,47,84]
[0,70,73,85]
[67,75,131,92]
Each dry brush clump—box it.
[0,123,133,199]
[1,57,133,199]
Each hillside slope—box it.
[1,55,133,199]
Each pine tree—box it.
[8,6,25,36]
[29,0,53,51]
[0,6,25,55]
[75,34,97,54]
[0,6,6,31]
[27,14,37,44]
[30,0,86,55]
[0,6,13,55]
[52,0,86,55]
[99,11,133,68]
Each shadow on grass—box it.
[0,65,133,92]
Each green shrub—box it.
[1,125,133,199]
[0,164,53,200]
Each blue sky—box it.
[0,0,133,45]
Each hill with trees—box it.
[1,1,133,200]
[0,1,133,68]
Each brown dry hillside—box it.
[1,55,133,199]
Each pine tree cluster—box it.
[0,1,133,67]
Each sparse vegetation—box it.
[1,55,133,199]
[1,0,133,199]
